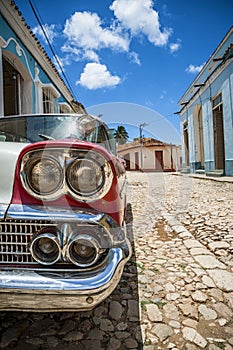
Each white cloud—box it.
[76,62,121,89]
[63,11,129,52]
[83,50,100,62]
[128,51,141,65]
[62,45,82,60]
[185,64,204,74]
[33,24,58,44]
[169,40,181,53]
[110,0,172,46]
[33,2,177,91]
[52,54,66,73]
[61,45,100,64]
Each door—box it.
[123,153,130,170]
[134,152,139,170]
[183,122,189,167]
[198,109,204,168]
[3,58,20,115]
[193,105,205,169]
[155,151,163,170]
[213,107,225,170]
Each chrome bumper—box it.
[0,244,131,312]
[0,204,132,311]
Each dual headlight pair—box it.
[20,149,113,202]
[30,226,105,267]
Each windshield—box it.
[0,114,112,148]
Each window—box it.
[42,85,60,113]
[42,87,56,113]
[88,125,112,151]
[212,93,222,110]
[59,102,72,114]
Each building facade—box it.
[178,27,233,176]
[117,138,181,172]
[0,0,85,117]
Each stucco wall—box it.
[118,143,181,171]
[180,59,233,175]
[0,2,81,116]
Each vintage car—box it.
[0,113,131,312]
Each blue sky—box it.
[15,0,233,144]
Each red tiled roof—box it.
[117,137,167,151]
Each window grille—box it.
[212,93,222,109]
[43,87,56,113]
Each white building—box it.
[117,138,181,172]
[178,27,233,176]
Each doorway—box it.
[193,105,204,169]
[134,152,139,170]
[3,58,20,115]
[213,104,225,170]
[212,94,225,171]
[123,153,130,170]
[183,122,189,167]
[198,108,204,168]
[155,151,163,170]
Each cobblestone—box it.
[0,172,233,349]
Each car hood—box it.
[0,142,28,218]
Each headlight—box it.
[30,230,62,265]
[22,155,63,198]
[66,158,104,195]
[20,149,113,202]
[66,156,113,201]
[66,233,101,267]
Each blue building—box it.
[178,27,233,177]
[0,0,85,116]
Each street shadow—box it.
[0,203,143,350]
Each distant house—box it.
[178,27,233,176]
[0,0,85,116]
[117,138,181,172]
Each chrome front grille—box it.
[0,220,109,270]
[0,221,56,265]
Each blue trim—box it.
[204,161,215,172]
[225,160,233,176]
[190,162,202,172]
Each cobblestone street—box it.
[0,172,233,350]
[130,172,233,350]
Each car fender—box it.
[0,142,28,217]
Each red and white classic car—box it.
[0,114,131,311]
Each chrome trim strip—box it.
[6,204,105,223]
